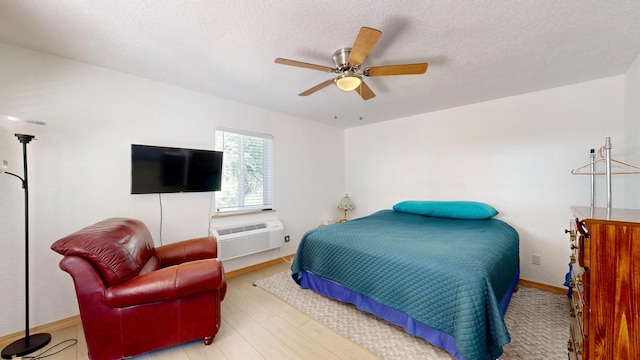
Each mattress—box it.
[291,210,520,360]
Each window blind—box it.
[214,128,273,213]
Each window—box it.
[214,128,273,213]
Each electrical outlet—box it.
[284,235,290,243]
[532,254,541,265]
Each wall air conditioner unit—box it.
[211,219,284,260]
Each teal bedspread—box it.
[291,210,519,360]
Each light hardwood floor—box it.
[3,262,379,360]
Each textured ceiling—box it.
[1,1,639,128]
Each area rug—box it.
[254,271,570,360]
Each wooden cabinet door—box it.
[585,220,640,359]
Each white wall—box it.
[625,52,640,209]
[345,76,626,288]
[0,43,344,335]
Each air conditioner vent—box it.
[211,220,284,260]
[216,222,268,235]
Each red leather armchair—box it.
[51,218,226,360]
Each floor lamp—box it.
[1,134,51,359]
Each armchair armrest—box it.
[156,236,218,267]
[105,258,224,308]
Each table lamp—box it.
[337,193,354,223]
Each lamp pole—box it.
[1,134,51,359]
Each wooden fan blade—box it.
[355,81,375,100]
[348,27,382,66]
[364,63,428,76]
[275,58,333,72]
[299,79,334,96]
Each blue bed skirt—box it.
[297,267,520,360]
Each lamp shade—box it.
[338,194,354,210]
[335,75,362,92]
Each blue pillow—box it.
[392,201,498,219]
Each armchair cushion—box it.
[51,218,155,285]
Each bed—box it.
[291,201,519,360]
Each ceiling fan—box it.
[275,26,428,100]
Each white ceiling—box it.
[1,1,639,128]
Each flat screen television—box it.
[131,144,223,194]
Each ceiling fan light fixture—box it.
[335,74,362,92]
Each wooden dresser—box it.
[566,206,640,359]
